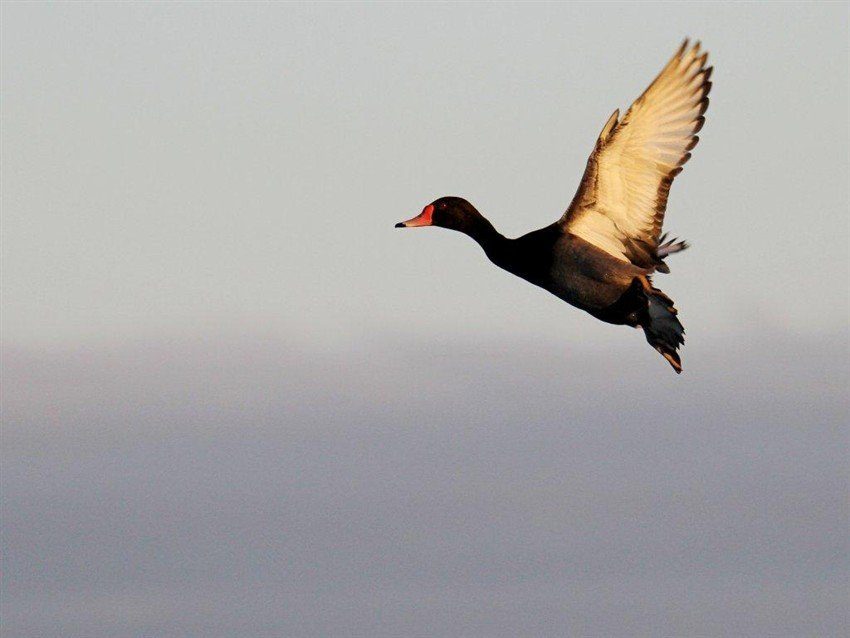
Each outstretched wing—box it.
[561,40,712,269]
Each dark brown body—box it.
[479,223,649,327]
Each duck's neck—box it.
[463,215,527,278]
[464,215,506,254]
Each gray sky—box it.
[2,2,848,637]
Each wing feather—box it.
[561,40,712,268]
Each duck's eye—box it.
[439,202,447,209]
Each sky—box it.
[2,2,848,637]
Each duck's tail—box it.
[639,281,685,373]
[654,233,690,274]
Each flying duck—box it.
[396,40,711,373]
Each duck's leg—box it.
[638,275,676,311]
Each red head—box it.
[395,197,484,233]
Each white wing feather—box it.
[562,40,712,268]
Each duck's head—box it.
[395,196,484,234]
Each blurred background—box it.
[2,3,848,636]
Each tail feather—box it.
[641,285,685,374]
[654,233,690,274]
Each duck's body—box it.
[467,219,646,315]
[397,41,712,373]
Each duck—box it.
[396,40,712,373]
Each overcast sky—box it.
[2,2,848,637]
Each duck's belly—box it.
[543,235,648,321]
[545,264,627,311]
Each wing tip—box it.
[599,109,620,143]
[679,38,710,69]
